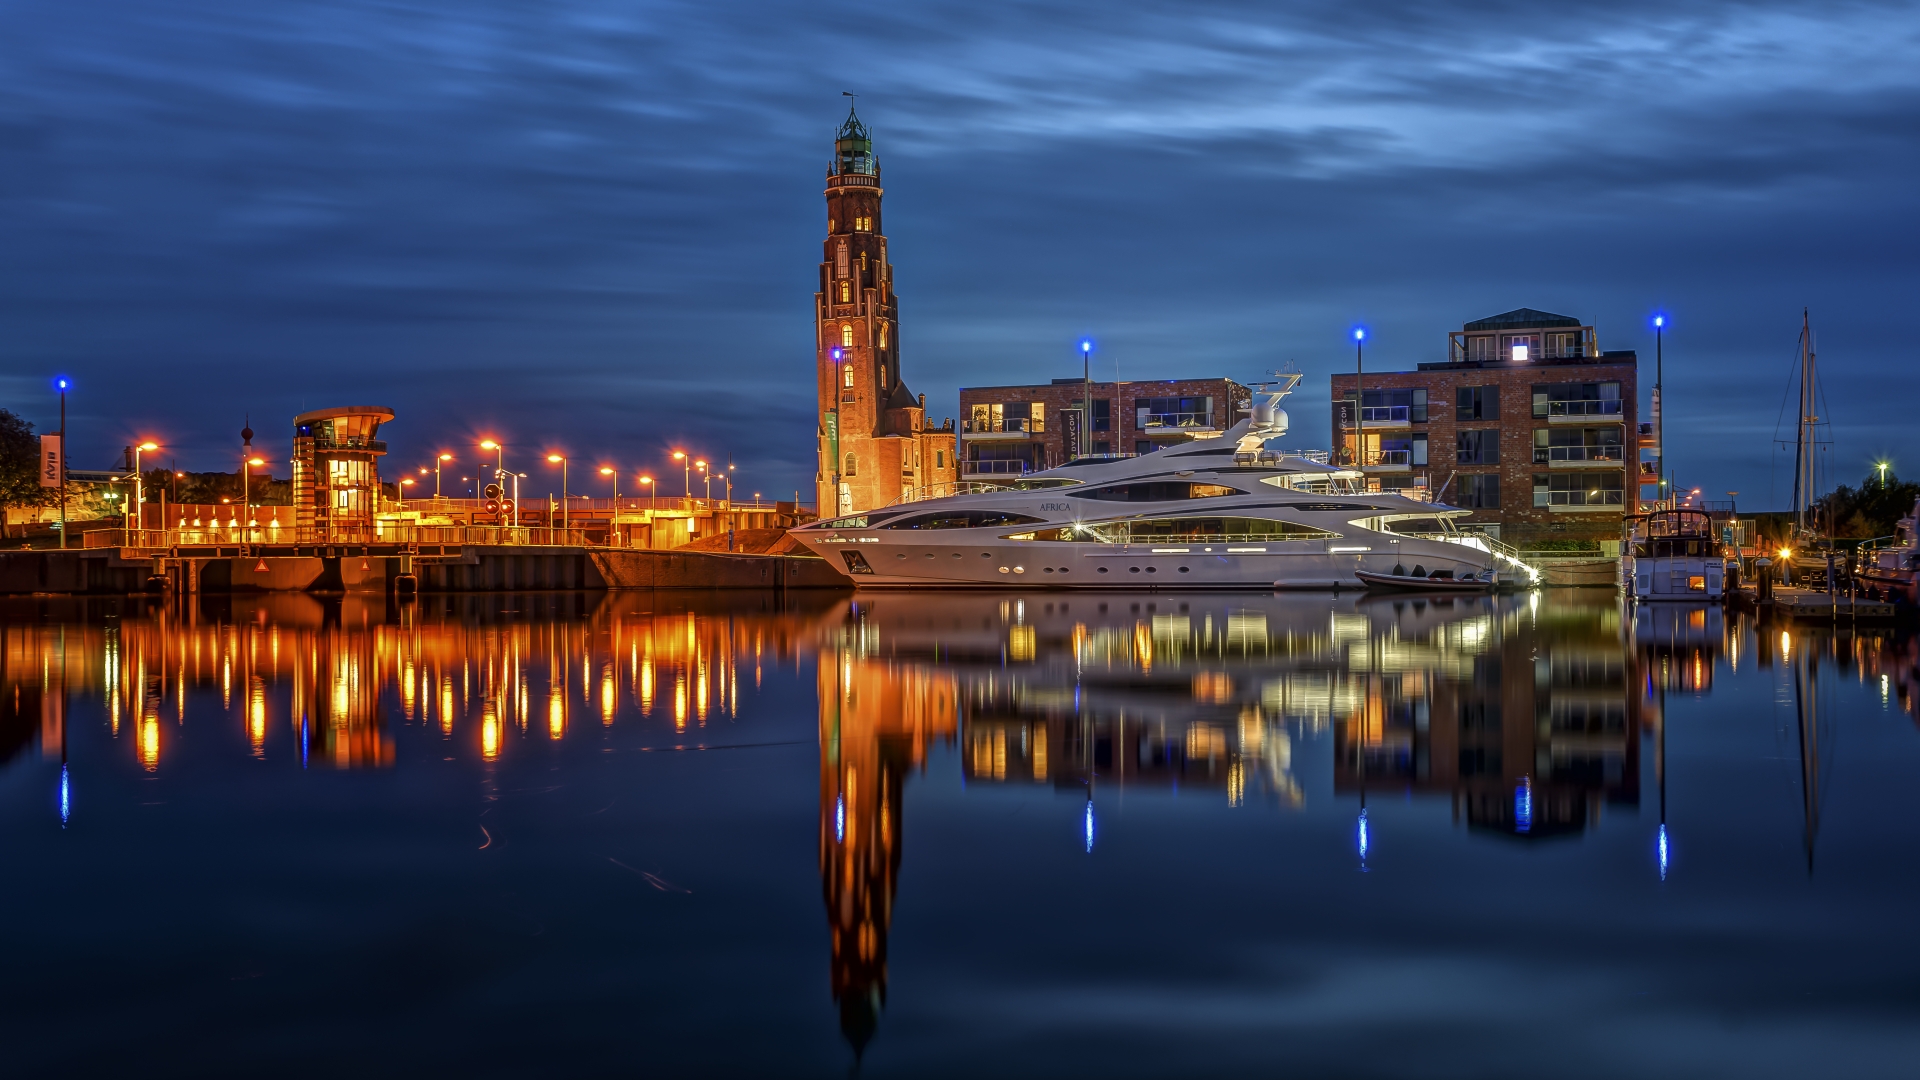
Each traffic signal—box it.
[483,483,503,499]
[500,498,515,522]
[484,497,500,516]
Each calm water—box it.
[3,589,1918,1077]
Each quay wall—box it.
[0,547,849,595]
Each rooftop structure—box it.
[292,406,393,539]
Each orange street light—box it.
[432,453,454,496]
[132,442,161,524]
[598,466,618,504]
[546,454,569,537]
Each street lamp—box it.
[1653,314,1667,509]
[132,442,159,532]
[547,454,569,541]
[1877,461,1891,488]
[1350,327,1366,467]
[697,459,709,504]
[638,475,653,511]
[243,457,264,536]
[53,377,69,549]
[600,466,618,505]
[436,453,453,497]
[673,450,688,507]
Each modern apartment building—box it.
[1329,308,1639,544]
[957,376,1251,482]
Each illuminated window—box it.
[836,242,848,278]
[844,453,858,477]
[843,365,854,388]
[841,324,854,348]
[840,281,851,303]
[878,323,888,349]
[880,365,887,387]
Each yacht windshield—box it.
[880,510,1045,530]
[1068,481,1247,502]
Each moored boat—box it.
[791,378,1531,590]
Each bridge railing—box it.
[84,526,598,550]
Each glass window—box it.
[843,366,854,388]
[1008,516,1336,543]
[1358,389,1425,423]
[935,450,944,469]
[836,243,848,278]
[1456,386,1498,421]
[1457,429,1499,465]
[879,323,888,349]
[1532,382,1623,418]
[1091,399,1112,432]
[1457,474,1500,509]
[839,281,850,303]
[1533,426,1624,463]
[1069,481,1247,501]
[844,453,857,477]
[1533,472,1625,506]
[841,324,854,348]
[1135,397,1212,429]
[881,510,1044,530]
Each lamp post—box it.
[244,457,264,541]
[132,442,158,534]
[1654,315,1666,510]
[725,460,735,511]
[697,460,710,505]
[1351,327,1366,467]
[547,454,569,540]
[1877,461,1890,489]
[830,346,843,516]
[54,377,68,549]
[673,450,688,510]
[1080,339,1093,460]
[600,466,618,505]
[639,475,653,511]
[435,454,452,497]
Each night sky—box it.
[4,0,1916,507]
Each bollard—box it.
[1755,557,1773,603]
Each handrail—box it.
[83,526,599,550]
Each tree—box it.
[1815,470,1920,539]
[0,408,54,539]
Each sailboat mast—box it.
[1792,310,1810,536]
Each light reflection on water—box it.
[3,589,1919,1075]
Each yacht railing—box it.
[1400,529,1540,584]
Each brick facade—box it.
[956,377,1251,481]
[814,107,957,516]
[1328,309,1638,546]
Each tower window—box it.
[841,324,854,348]
[843,365,854,388]
[878,323,888,349]
[880,365,887,387]
[840,281,851,303]
[844,453,858,477]
[836,242,848,278]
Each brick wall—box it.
[1329,356,1637,545]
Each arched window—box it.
[841,324,854,347]
[836,242,849,278]
[839,281,850,303]
[880,364,887,387]
[878,323,888,349]
[843,365,854,388]
[844,453,858,477]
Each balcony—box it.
[963,460,1033,477]
[1537,401,1623,422]
[1535,446,1624,466]
[1359,449,1412,471]
[962,417,1043,439]
[312,437,388,454]
[1138,411,1213,431]
[1358,406,1414,429]
[1535,491,1626,510]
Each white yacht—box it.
[1624,509,1726,600]
[793,380,1519,589]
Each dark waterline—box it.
[2,589,1917,1078]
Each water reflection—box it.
[5,588,1917,1071]
[0,591,819,779]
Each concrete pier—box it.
[0,545,849,595]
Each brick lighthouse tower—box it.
[815,102,955,517]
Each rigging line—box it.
[1769,325,1806,446]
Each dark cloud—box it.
[2,0,1915,501]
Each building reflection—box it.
[0,591,828,776]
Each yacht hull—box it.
[803,537,1491,590]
